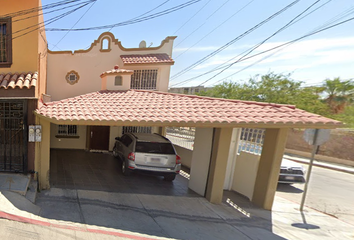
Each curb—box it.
[0,211,160,240]
[283,156,354,175]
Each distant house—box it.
[169,86,212,95]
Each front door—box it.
[0,100,27,173]
[89,126,110,150]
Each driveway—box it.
[50,149,197,197]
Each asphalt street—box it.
[276,164,354,225]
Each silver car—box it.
[279,159,306,184]
[113,133,181,181]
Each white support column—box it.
[188,128,214,196]
[223,128,241,190]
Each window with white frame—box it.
[130,69,158,90]
[57,125,78,136]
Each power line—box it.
[174,0,231,48]
[204,15,354,86]
[108,0,171,32]
[171,0,334,87]
[45,0,202,31]
[173,0,212,35]
[197,0,322,86]
[51,1,97,50]
[173,0,255,59]
[1,0,87,18]
[12,0,96,23]
[170,0,300,81]
[12,2,91,40]
[206,1,354,87]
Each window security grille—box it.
[122,126,152,135]
[130,69,158,90]
[58,125,77,136]
[239,128,265,154]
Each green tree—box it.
[198,73,329,115]
[321,77,354,114]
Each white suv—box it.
[113,133,181,181]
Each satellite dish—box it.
[139,40,146,48]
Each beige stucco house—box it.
[0,1,343,211]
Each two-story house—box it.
[45,32,176,152]
[0,0,47,174]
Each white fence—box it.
[166,127,195,150]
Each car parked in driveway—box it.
[279,159,306,184]
[113,133,181,181]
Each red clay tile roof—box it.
[35,90,342,128]
[0,72,37,89]
[100,65,133,77]
[121,54,174,65]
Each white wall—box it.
[189,128,214,196]
[232,152,260,200]
[223,128,241,190]
[50,124,87,149]
[174,145,193,168]
[47,32,175,101]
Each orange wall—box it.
[37,0,48,98]
[0,0,42,73]
[0,0,48,97]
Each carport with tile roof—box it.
[34,89,342,210]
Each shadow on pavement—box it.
[2,149,287,240]
[276,183,304,193]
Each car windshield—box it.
[135,142,175,154]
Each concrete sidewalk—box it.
[283,154,354,174]
[0,188,353,240]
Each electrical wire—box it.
[173,0,255,60]
[12,0,96,23]
[45,0,202,31]
[51,1,97,50]
[170,0,300,81]
[1,0,87,18]
[173,0,212,35]
[197,0,322,86]
[204,15,354,86]
[171,0,334,87]
[12,2,91,40]
[174,0,232,48]
[108,0,171,32]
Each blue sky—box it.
[42,0,354,88]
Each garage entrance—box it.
[0,100,27,173]
[50,149,198,197]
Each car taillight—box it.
[176,155,181,164]
[128,152,135,161]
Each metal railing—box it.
[238,128,265,155]
[166,127,195,150]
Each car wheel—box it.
[113,147,118,158]
[121,160,131,176]
[164,174,176,182]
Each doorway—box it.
[89,126,110,150]
[0,100,27,173]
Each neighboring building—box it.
[0,0,47,174]
[169,86,211,95]
[46,32,176,152]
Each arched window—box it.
[101,38,110,51]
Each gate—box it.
[0,100,27,173]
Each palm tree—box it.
[322,77,354,114]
